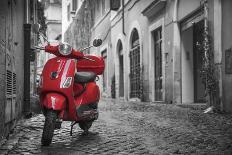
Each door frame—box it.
[180,7,205,104]
[149,17,165,102]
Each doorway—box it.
[181,20,205,103]
[152,27,163,101]
[117,40,124,97]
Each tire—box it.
[79,121,93,132]
[41,110,57,146]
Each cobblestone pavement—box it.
[1,98,232,155]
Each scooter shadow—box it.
[40,131,103,154]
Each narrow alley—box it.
[1,99,232,155]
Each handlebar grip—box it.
[30,46,45,51]
[35,46,45,50]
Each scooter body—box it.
[39,57,102,121]
[36,41,104,146]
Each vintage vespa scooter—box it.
[33,36,104,146]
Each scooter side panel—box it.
[75,82,100,105]
[74,82,100,121]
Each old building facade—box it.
[64,0,232,113]
[0,0,39,139]
[37,0,62,76]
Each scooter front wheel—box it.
[41,110,57,146]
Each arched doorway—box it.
[129,28,141,99]
[117,40,124,97]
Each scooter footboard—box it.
[43,93,66,110]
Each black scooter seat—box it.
[74,72,96,83]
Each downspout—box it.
[23,0,31,117]
[122,0,126,35]
[25,0,30,24]
[33,1,38,95]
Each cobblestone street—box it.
[1,99,232,155]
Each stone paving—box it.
[0,98,232,155]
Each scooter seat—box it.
[74,72,96,83]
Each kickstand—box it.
[70,121,77,136]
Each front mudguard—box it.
[42,93,66,111]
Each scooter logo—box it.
[51,96,56,109]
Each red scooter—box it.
[34,39,104,146]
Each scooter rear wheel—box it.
[79,121,93,132]
[41,110,57,146]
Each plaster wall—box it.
[62,0,73,40]
[44,4,62,21]
[0,0,25,138]
[178,0,202,21]
[91,11,112,97]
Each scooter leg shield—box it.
[43,93,66,110]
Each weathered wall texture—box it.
[0,0,25,139]
[64,0,94,52]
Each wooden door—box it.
[153,27,163,101]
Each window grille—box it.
[129,46,141,99]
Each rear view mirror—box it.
[93,39,102,47]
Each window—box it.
[102,0,105,15]
[72,0,78,12]
[67,4,70,21]
[129,29,141,99]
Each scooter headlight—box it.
[58,43,72,56]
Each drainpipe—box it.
[122,0,126,35]
[25,0,30,23]
[23,0,31,117]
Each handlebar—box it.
[31,45,95,62]
[31,46,45,51]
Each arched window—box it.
[131,29,139,48]
[129,28,141,99]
